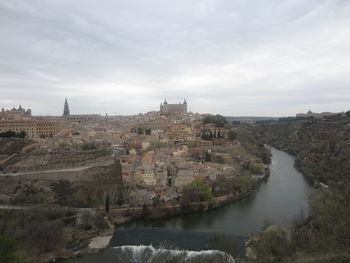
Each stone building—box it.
[160,99,187,114]
[65,114,101,122]
[0,106,32,121]
[0,106,59,138]
[296,110,341,118]
[62,98,101,122]
[0,120,59,138]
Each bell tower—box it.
[63,98,70,116]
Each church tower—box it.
[63,98,70,117]
[183,99,187,113]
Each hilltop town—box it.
[0,99,270,209]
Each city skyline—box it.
[0,0,349,116]
[2,98,347,118]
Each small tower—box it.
[183,99,187,113]
[63,98,70,117]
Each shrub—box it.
[31,220,64,253]
[0,130,26,138]
[81,142,97,150]
[213,175,236,196]
[238,177,254,192]
[202,114,228,127]
[228,130,237,141]
[250,228,294,262]
[94,214,109,230]
[0,234,17,263]
[50,180,74,206]
[110,160,122,180]
[181,178,214,203]
[249,163,265,174]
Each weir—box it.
[111,228,248,251]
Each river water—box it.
[64,147,312,262]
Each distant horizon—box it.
[3,100,347,119]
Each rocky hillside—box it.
[0,139,112,173]
[0,138,34,158]
[251,116,350,184]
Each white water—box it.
[112,245,235,263]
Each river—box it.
[64,147,312,262]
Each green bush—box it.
[250,228,295,262]
[0,130,26,138]
[228,130,237,141]
[81,142,97,150]
[181,178,214,204]
[111,159,122,180]
[50,180,74,206]
[0,234,17,263]
[202,114,228,127]
[249,163,265,174]
[238,177,254,192]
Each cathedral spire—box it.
[63,98,70,116]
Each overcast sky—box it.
[0,0,349,116]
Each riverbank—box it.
[58,175,267,261]
[0,173,269,263]
[105,167,270,226]
[106,187,257,225]
[57,189,258,262]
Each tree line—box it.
[0,131,26,138]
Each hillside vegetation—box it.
[242,115,350,262]
[253,116,350,184]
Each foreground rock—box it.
[88,235,113,253]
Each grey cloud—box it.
[0,0,349,116]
